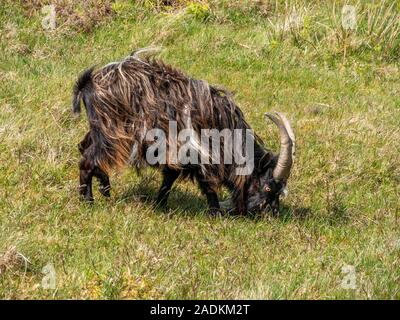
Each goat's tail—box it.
[72,67,95,116]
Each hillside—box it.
[0,0,399,299]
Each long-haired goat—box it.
[73,51,295,215]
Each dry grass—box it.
[364,0,400,58]
[20,0,114,33]
[264,1,400,61]
[0,247,29,276]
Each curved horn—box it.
[265,112,295,182]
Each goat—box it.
[73,51,295,215]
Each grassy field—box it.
[0,0,399,299]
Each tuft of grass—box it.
[364,0,400,60]
[0,247,29,276]
[264,1,400,62]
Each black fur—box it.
[72,67,94,115]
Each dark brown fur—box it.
[73,53,277,214]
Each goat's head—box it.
[244,112,295,215]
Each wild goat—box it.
[73,51,295,215]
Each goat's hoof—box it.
[80,195,94,203]
[208,208,223,216]
[99,185,111,197]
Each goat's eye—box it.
[264,186,271,192]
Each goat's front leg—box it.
[197,174,221,215]
[156,167,181,208]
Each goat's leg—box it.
[156,167,181,208]
[79,157,94,202]
[78,133,111,197]
[196,174,221,215]
[93,167,111,197]
[78,131,92,155]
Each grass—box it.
[0,0,399,299]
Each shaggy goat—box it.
[73,51,295,215]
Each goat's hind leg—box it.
[79,157,95,202]
[93,166,110,197]
[78,132,111,199]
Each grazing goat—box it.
[73,51,295,214]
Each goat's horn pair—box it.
[265,112,295,182]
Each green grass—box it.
[0,1,399,299]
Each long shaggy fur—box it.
[73,52,274,210]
